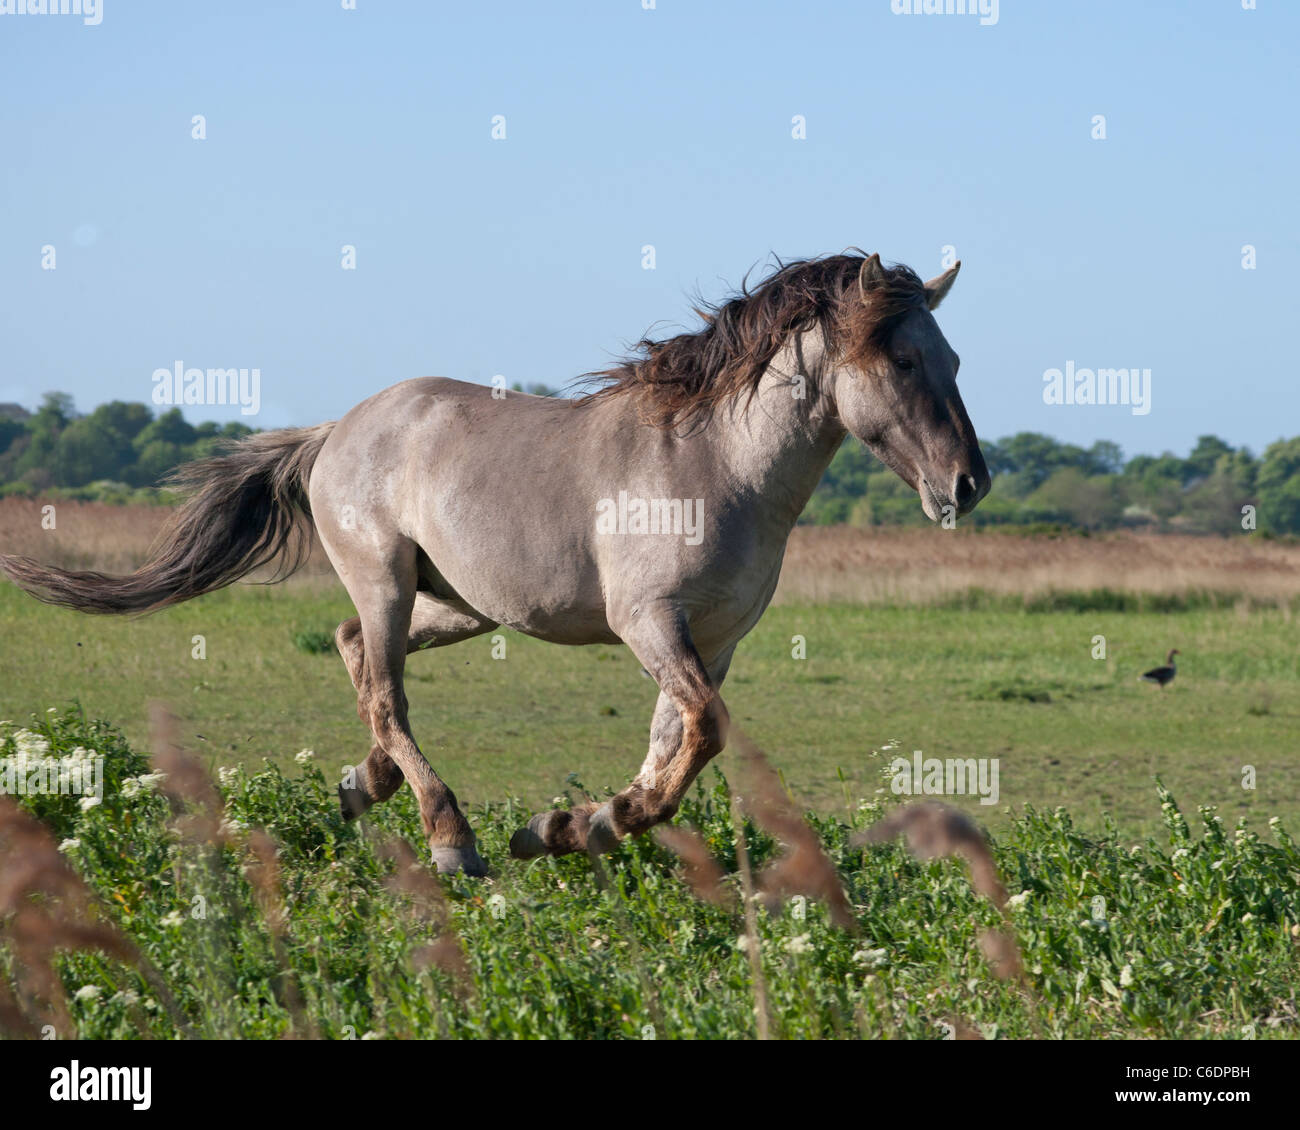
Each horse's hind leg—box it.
[337,594,496,820]
[340,548,488,875]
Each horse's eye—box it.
[894,357,914,372]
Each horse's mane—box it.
[580,253,928,429]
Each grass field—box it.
[1,707,1297,1040]
[1,580,1297,838]
[2,515,1299,1039]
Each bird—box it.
[1140,648,1179,688]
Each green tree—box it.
[1256,438,1300,534]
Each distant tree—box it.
[1256,438,1300,534]
[1185,435,1235,483]
[1024,468,1124,529]
[132,407,196,451]
[1086,440,1125,476]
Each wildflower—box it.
[785,933,812,955]
[1119,964,1134,988]
[159,911,185,929]
[110,989,140,1008]
[79,795,102,812]
[1007,890,1031,910]
[120,778,141,799]
[853,947,889,969]
[735,935,753,954]
[1241,913,1255,924]
[13,729,50,758]
[295,749,315,765]
[74,985,101,1002]
[58,838,81,853]
[218,766,238,787]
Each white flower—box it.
[785,933,812,955]
[853,947,889,969]
[160,911,185,929]
[219,817,248,836]
[735,935,753,953]
[295,749,315,765]
[1119,964,1134,988]
[58,838,81,853]
[218,766,238,787]
[110,989,140,1008]
[79,795,102,812]
[74,985,101,1002]
[361,1031,381,1041]
[1007,890,1031,910]
[551,796,567,807]
[1172,848,1189,861]
[120,778,141,799]
[137,772,167,790]
[1268,816,1281,828]
[13,730,50,759]
[1241,913,1254,924]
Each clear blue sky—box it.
[1,0,1295,459]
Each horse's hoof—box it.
[430,843,488,877]
[338,782,370,822]
[586,802,621,857]
[509,812,556,860]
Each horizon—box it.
[1,1,1295,455]
[0,385,1279,466]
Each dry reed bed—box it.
[2,499,1297,604]
[776,526,1300,605]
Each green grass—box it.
[1,581,1298,837]
[4,709,1297,1039]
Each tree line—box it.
[2,392,1298,534]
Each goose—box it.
[1140,649,1179,688]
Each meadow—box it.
[1,504,1298,1038]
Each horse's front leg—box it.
[510,613,731,859]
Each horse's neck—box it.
[715,330,846,528]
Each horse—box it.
[0,251,991,875]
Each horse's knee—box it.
[336,618,365,686]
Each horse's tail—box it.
[0,422,336,615]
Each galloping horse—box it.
[0,252,990,874]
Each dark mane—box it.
[580,253,928,429]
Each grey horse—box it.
[0,252,990,875]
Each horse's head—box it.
[827,254,991,522]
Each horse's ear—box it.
[923,262,961,310]
[858,253,885,301]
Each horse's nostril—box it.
[954,473,977,509]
